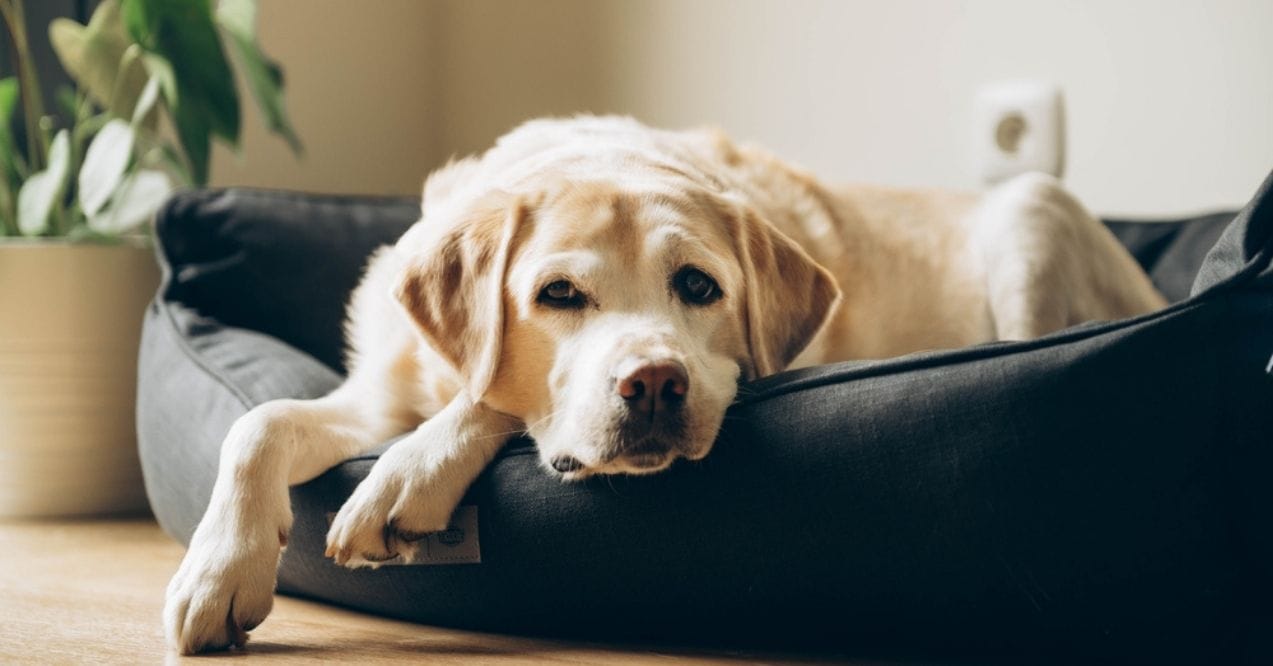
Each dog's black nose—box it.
[550,455,584,473]
[616,360,688,418]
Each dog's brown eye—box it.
[538,279,586,309]
[674,267,721,305]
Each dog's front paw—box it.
[325,450,459,568]
[164,521,282,654]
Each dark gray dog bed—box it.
[138,173,1273,663]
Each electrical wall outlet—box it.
[973,81,1066,186]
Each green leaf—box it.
[122,0,240,184]
[0,78,18,234]
[170,90,212,185]
[78,119,136,217]
[17,130,71,236]
[48,1,151,121]
[0,78,17,127]
[54,85,79,121]
[0,77,20,173]
[87,168,172,234]
[216,0,301,154]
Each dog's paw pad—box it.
[164,525,281,654]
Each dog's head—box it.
[396,153,838,479]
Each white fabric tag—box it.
[410,504,481,565]
[324,505,482,566]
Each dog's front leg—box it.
[325,395,519,567]
[164,387,404,654]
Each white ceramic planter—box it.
[0,240,160,517]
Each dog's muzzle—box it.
[550,357,692,476]
[615,356,688,455]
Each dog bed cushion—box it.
[138,178,1273,663]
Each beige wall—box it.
[213,0,1273,216]
[210,1,438,196]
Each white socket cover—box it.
[973,81,1066,186]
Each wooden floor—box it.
[0,519,857,664]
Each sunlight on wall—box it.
[213,0,1273,216]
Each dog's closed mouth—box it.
[610,438,678,473]
[623,438,672,457]
[625,452,669,469]
[549,438,677,478]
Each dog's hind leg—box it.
[976,172,1166,340]
[163,382,410,655]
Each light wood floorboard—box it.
[0,519,860,664]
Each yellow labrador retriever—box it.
[165,116,1165,653]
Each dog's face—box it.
[491,183,751,477]
[397,178,839,479]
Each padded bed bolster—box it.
[138,177,1273,663]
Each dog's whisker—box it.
[522,408,567,435]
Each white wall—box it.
[597,0,1273,216]
[214,0,1273,217]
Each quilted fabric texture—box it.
[138,178,1273,663]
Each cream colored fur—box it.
[164,116,1165,653]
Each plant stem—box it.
[0,0,48,170]
[0,187,16,236]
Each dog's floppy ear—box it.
[396,194,524,399]
[733,207,841,379]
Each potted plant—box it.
[0,0,299,517]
